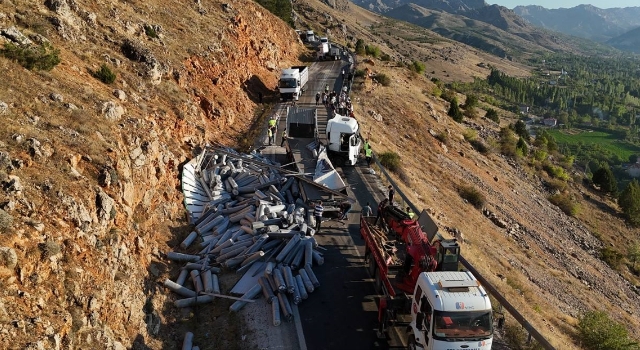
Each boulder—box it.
[0,247,17,269]
[121,39,156,63]
[3,175,23,194]
[102,101,124,120]
[49,93,64,102]
[113,89,126,101]
[0,101,7,115]
[0,26,32,45]
[95,188,115,228]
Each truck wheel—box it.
[367,254,376,277]
[407,335,417,350]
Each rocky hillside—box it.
[514,4,640,43]
[0,0,302,348]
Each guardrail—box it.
[370,153,556,350]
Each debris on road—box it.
[163,146,328,326]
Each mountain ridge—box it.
[513,4,640,42]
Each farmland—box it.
[548,128,640,165]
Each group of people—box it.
[315,88,354,118]
[266,114,289,147]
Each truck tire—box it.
[367,254,376,277]
[407,335,416,350]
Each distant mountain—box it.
[513,5,640,42]
[385,3,560,58]
[353,0,619,57]
[607,26,640,53]
[351,0,485,13]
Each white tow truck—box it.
[409,271,493,350]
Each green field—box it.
[548,129,640,164]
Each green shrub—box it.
[354,69,366,78]
[0,209,13,233]
[380,53,391,61]
[458,185,485,209]
[379,151,401,172]
[376,73,391,87]
[441,89,456,103]
[448,97,463,122]
[434,131,448,144]
[365,45,381,58]
[485,108,499,123]
[548,193,578,216]
[144,25,158,38]
[578,311,639,350]
[463,129,477,141]
[601,247,624,269]
[470,140,489,154]
[544,178,567,192]
[1,42,60,71]
[409,60,425,74]
[92,64,116,84]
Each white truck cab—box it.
[326,114,361,166]
[409,271,493,350]
[306,30,315,42]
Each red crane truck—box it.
[360,203,493,349]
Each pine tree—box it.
[448,97,463,122]
[619,179,640,226]
[592,165,618,195]
[516,137,528,156]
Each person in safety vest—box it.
[406,207,415,220]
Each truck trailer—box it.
[360,214,493,349]
[329,44,341,61]
[317,42,329,61]
[279,66,309,101]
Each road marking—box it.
[292,304,307,350]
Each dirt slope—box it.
[0,0,301,348]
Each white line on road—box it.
[292,304,307,350]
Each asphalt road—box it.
[288,57,407,350]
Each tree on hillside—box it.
[355,39,365,55]
[516,137,528,156]
[463,94,479,109]
[448,97,463,122]
[485,108,499,123]
[512,120,529,141]
[592,165,618,195]
[619,179,640,227]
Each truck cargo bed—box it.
[360,216,410,297]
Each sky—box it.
[485,1,638,9]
